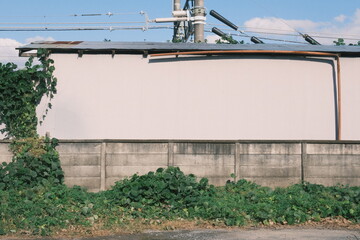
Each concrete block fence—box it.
[1,140,359,192]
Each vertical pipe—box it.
[194,0,205,42]
[336,55,342,140]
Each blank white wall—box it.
[34,53,348,140]
[341,57,360,140]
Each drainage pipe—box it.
[151,50,342,140]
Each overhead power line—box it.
[207,25,360,42]
[0,12,141,18]
[204,29,306,44]
[0,25,173,32]
[0,21,146,25]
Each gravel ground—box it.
[6,229,360,240]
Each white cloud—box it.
[206,35,221,43]
[353,9,360,25]
[334,14,347,23]
[26,36,55,44]
[244,17,326,33]
[0,38,24,66]
[0,36,55,67]
[242,9,360,45]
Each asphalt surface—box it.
[8,229,360,240]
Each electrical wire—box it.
[206,24,360,42]
[0,12,141,18]
[0,21,146,25]
[0,25,173,32]
[204,29,307,44]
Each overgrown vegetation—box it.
[0,167,359,236]
[0,49,57,139]
[0,137,63,190]
[0,51,65,235]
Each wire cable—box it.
[204,29,307,44]
[0,12,141,18]
[206,25,360,42]
[0,21,146,25]
[0,25,173,32]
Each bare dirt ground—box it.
[3,217,360,240]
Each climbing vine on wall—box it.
[0,49,57,139]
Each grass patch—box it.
[0,167,359,237]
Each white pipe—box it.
[172,10,188,17]
[154,17,188,23]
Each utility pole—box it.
[173,0,181,11]
[155,0,205,42]
[194,0,206,42]
[173,0,182,42]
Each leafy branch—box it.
[0,49,57,139]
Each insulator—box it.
[304,34,321,45]
[251,36,264,44]
[210,10,238,31]
[211,27,227,37]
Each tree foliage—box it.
[216,35,244,44]
[0,49,57,139]
[334,38,360,46]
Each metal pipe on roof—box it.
[150,50,342,140]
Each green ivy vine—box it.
[0,49,57,139]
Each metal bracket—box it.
[78,50,84,58]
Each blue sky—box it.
[1,0,360,64]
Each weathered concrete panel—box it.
[238,143,301,155]
[178,165,234,178]
[174,154,234,166]
[2,140,360,191]
[106,165,166,178]
[306,155,360,166]
[307,144,360,154]
[106,143,168,153]
[60,154,100,166]
[64,177,100,192]
[239,155,301,166]
[62,166,100,177]
[57,142,101,153]
[106,153,168,166]
[242,177,301,188]
[304,166,360,178]
[174,143,234,155]
[239,166,301,178]
[0,143,12,164]
[106,177,126,189]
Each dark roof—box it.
[18,41,360,57]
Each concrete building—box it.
[15,41,360,141]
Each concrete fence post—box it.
[100,142,107,191]
[234,142,240,182]
[168,142,174,167]
[301,142,307,183]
